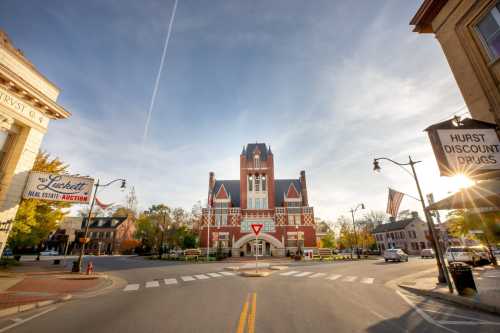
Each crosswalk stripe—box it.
[123,284,140,291]
[361,277,374,284]
[219,271,235,276]
[327,274,342,280]
[164,278,178,285]
[195,274,210,280]
[294,272,313,277]
[146,281,160,288]
[280,270,299,276]
[208,273,223,278]
[181,276,196,281]
[342,276,357,282]
[309,273,327,278]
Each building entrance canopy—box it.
[427,180,500,210]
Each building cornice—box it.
[0,65,70,119]
[410,0,448,33]
[0,30,59,95]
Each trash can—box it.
[71,261,80,273]
[449,262,477,296]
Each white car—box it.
[40,250,59,256]
[384,249,408,262]
[446,246,481,266]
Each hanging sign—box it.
[425,118,500,177]
[23,171,94,203]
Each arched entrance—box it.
[232,233,284,257]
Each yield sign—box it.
[251,224,264,236]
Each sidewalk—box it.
[0,260,112,316]
[398,265,500,315]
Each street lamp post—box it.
[350,203,365,259]
[74,178,126,273]
[373,156,453,293]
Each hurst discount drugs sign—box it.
[23,171,94,203]
[426,119,500,177]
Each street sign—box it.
[251,224,263,236]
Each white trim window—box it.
[248,175,253,192]
[261,175,266,191]
[254,155,260,169]
[248,198,253,209]
[477,4,500,60]
[255,175,260,192]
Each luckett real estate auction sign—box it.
[426,118,500,177]
[23,171,94,203]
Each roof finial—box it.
[242,145,246,155]
[268,145,272,154]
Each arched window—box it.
[254,154,260,168]
[248,175,253,191]
[261,175,266,191]
[255,175,260,191]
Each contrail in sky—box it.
[141,0,178,149]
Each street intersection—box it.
[0,256,498,333]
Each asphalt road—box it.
[1,256,499,333]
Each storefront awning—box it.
[427,180,500,210]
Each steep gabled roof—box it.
[274,179,302,207]
[286,182,300,198]
[372,217,422,233]
[81,217,127,229]
[213,180,240,207]
[215,184,229,199]
[245,143,269,161]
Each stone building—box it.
[372,213,433,255]
[410,0,500,125]
[199,143,316,257]
[0,30,70,254]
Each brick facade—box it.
[199,143,316,257]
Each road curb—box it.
[398,284,500,316]
[0,294,72,318]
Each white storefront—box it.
[0,30,70,254]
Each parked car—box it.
[39,250,59,256]
[384,249,408,262]
[421,248,435,259]
[469,245,492,264]
[2,248,13,258]
[446,246,481,266]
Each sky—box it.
[0,0,470,222]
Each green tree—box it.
[320,232,336,248]
[447,210,500,244]
[8,151,72,251]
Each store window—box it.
[477,4,500,60]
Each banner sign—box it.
[426,119,500,177]
[23,171,94,203]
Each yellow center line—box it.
[236,294,250,333]
[247,293,257,333]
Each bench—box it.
[312,248,334,260]
[184,249,201,261]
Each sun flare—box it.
[449,174,475,192]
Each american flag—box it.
[386,188,404,217]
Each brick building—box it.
[199,143,316,257]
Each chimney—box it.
[300,170,308,206]
[208,172,215,207]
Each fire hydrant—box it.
[86,261,94,275]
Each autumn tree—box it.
[8,151,72,251]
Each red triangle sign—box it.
[251,223,264,236]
